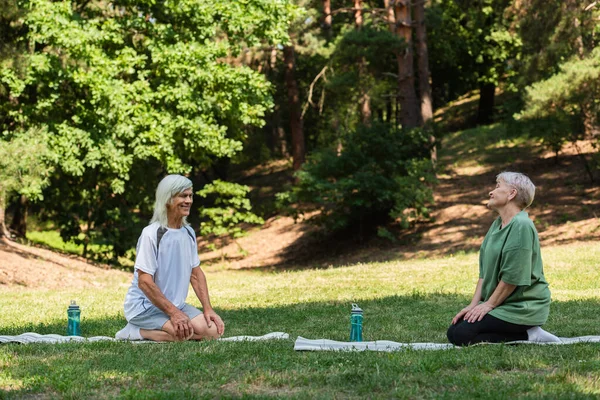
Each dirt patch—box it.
[0,239,129,289]
[0,137,597,284]
[200,140,599,270]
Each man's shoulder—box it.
[140,222,161,240]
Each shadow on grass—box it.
[2,295,600,398]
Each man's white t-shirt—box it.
[124,222,200,321]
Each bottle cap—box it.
[68,300,80,310]
[351,303,362,313]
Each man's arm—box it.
[463,280,517,323]
[137,270,194,339]
[190,267,224,334]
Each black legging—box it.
[447,314,533,346]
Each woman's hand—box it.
[451,305,476,325]
[464,302,494,323]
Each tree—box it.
[387,0,420,128]
[517,47,600,182]
[197,180,264,257]
[414,0,437,165]
[0,128,55,238]
[284,44,307,172]
[0,0,293,259]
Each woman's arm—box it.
[470,278,484,306]
[463,280,517,323]
[451,278,484,324]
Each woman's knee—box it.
[447,322,476,346]
[446,324,456,344]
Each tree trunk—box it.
[477,82,495,125]
[388,0,420,129]
[414,0,437,165]
[322,0,332,40]
[354,0,363,28]
[568,1,597,139]
[0,201,11,239]
[266,47,288,157]
[355,0,371,125]
[283,45,305,172]
[9,194,27,238]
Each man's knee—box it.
[161,321,193,341]
[196,322,222,340]
[190,315,222,340]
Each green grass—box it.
[2,242,600,399]
[25,230,134,267]
[437,122,550,175]
[25,230,85,255]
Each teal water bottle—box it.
[350,303,363,342]
[67,300,81,336]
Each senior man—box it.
[117,174,224,341]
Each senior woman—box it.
[447,172,560,346]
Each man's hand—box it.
[464,302,494,323]
[203,309,225,335]
[170,309,194,340]
[451,305,476,325]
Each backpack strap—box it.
[183,225,195,242]
[156,226,168,253]
[156,225,195,253]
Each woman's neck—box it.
[497,205,521,228]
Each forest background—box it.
[1,0,599,264]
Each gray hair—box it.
[150,174,193,227]
[496,171,535,209]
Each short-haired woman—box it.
[447,172,560,346]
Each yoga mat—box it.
[0,332,289,344]
[294,335,600,352]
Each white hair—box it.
[496,171,535,209]
[150,174,193,227]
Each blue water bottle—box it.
[67,300,81,336]
[350,303,363,342]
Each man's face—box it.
[487,180,515,210]
[168,188,193,219]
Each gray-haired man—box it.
[117,174,224,341]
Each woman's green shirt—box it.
[479,211,551,326]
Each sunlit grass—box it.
[1,242,599,398]
[26,230,84,255]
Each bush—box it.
[197,180,264,253]
[285,122,436,233]
[516,47,600,180]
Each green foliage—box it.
[288,122,436,232]
[509,0,600,87]
[0,0,293,260]
[0,127,55,204]
[197,180,264,248]
[517,47,600,164]
[427,0,520,104]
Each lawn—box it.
[1,242,599,399]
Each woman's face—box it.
[487,180,516,210]
[167,188,194,220]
